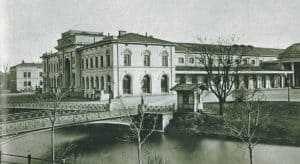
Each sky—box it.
[1,0,300,69]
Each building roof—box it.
[175,42,284,57]
[116,33,173,45]
[171,83,207,91]
[279,43,300,59]
[62,30,104,37]
[10,62,42,69]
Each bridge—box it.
[0,102,176,137]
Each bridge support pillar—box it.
[161,113,173,132]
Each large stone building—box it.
[41,30,298,100]
[10,61,43,92]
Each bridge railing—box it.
[144,103,176,113]
[1,102,109,112]
[0,151,66,164]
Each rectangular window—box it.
[81,59,84,69]
[23,72,27,78]
[86,58,89,69]
[39,72,42,77]
[90,58,94,68]
[251,60,255,65]
[24,81,27,86]
[144,55,150,66]
[100,56,104,67]
[124,54,131,66]
[28,81,31,86]
[178,57,184,64]
[189,58,194,64]
[162,56,168,66]
[28,72,31,78]
[95,57,99,68]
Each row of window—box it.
[23,72,31,78]
[23,72,43,78]
[123,49,169,67]
[178,74,283,89]
[82,54,111,69]
[178,57,264,65]
[123,74,169,94]
[81,74,169,94]
[23,81,31,86]
[82,75,111,92]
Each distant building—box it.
[41,30,298,100]
[10,61,43,92]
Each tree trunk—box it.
[248,146,253,164]
[218,99,225,116]
[51,121,55,164]
[137,143,142,164]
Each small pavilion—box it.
[171,83,207,112]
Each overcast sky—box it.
[1,0,300,68]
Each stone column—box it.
[281,75,285,88]
[292,62,295,87]
[248,77,254,90]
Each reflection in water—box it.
[1,124,300,164]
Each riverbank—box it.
[165,101,300,147]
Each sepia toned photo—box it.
[0,0,299,163]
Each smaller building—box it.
[10,61,43,92]
[171,83,207,112]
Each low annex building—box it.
[41,30,297,100]
[10,61,43,92]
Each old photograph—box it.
[0,0,299,163]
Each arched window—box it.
[143,50,151,66]
[123,75,131,94]
[86,77,89,89]
[142,75,151,93]
[162,51,168,67]
[100,76,104,90]
[161,75,168,93]
[124,49,131,66]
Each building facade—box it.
[10,61,43,92]
[41,30,297,100]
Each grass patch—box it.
[166,101,300,146]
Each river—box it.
[1,124,299,164]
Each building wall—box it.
[80,43,113,97]
[16,66,43,92]
[114,43,176,97]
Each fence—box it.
[0,151,65,164]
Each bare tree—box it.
[37,90,68,164]
[119,97,158,164]
[1,64,9,90]
[197,36,253,115]
[225,89,266,164]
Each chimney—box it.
[118,30,127,36]
[145,32,148,37]
[22,60,24,64]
